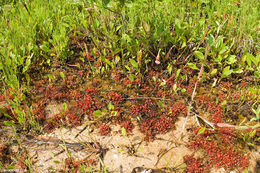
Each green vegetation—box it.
[0,0,259,172]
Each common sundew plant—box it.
[0,0,259,172]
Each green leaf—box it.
[0,108,13,119]
[60,72,65,81]
[168,64,172,75]
[40,41,50,52]
[129,74,136,82]
[49,151,55,159]
[181,88,186,93]
[197,127,206,135]
[4,121,15,126]
[111,111,117,116]
[93,110,103,117]
[63,103,67,111]
[193,51,204,60]
[124,65,130,71]
[108,102,114,110]
[233,68,243,74]
[187,63,199,70]
[175,69,181,79]
[121,127,126,137]
[249,130,256,138]
[23,53,33,73]
[246,53,258,67]
[222,66,233,78]
[210,69,217,76]
[7,164,15,170]
[101,56,112,67]
[226,55,237,65]
[208,34,215,46]
[129,58,138,69]
[53,160,60,164]
[243,169,249,173]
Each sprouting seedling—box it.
[155,48,161,65]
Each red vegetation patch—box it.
[44,85,69,101]
[108,92,123,105]
[229,90,241,102]
[156,90,170,97]
[44,110,81,132]
[218,127,236,144]
[121,120,134,133]
[86,86,98,96]
[0,94,5,102]
[217,92,226,102]
[196,95,212,106]
[16,155,26,169]
[171,102,187,117]
[184,155,207,173]
[139,115,176,140]
[69,90,82,100]
[99,124,111,136]
[139,118,156,141]
[131,99,157,117]
[78,95,99,114]
[154,115,174,133]
[221,82,233,90]
[148,71,156,77]
[122,79,132,87]
[65,157,95,172]
[207,102,224,123]
[190,127,249,171]
[33,99,48,121]
[111,70,122,81]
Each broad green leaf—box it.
[233,68,243,74]
[60,72,65,81]
[243,169,248,173]
[168,64,172,75]
[53,160,60,164]
[121,127,126,137]
[208,34,215,46]
[187,63,199,70]
[7,164,15,170]
[4,121,15,126]
[193,51,204,60]
[219,46,228,55]
[63,103,67,111]
[176,69,181,79]
[124,65,130,71]
[227,55,237,64]
[197,127,206,135]
[129,58,138,69]
[222,66,233,78]
[249,130,256,138]
[93,110,103,117]
[129,74,136,82]
[111,111,117,116]
[108,102,114,110]
[40,41,50,52]
[246,53,258,67]
[210,69,217,76]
